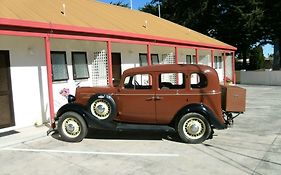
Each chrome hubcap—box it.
[91,99,111,120]
[62,117,81,138]
[183,117,206,139]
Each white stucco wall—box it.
[0,35,49,130]
[239,71,281,85]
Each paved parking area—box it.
[1,85,281,175]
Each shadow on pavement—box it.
[51,128,181,142]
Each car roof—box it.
[123,64,215,74]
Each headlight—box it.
[67,95,76,103]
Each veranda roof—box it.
[0,0,236,50]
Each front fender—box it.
[56,103,116,130]
[176,103,226,129]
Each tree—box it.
[110,1,129,8]
[141,0,265,69]
[262,0,281,70]
[248,46,264,70]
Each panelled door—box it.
[111,53,122,86]
[0,51,15,129]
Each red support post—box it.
[232,51,236,84]
[223,51,226,85]
[107,41,113,87]
[211,50,214,68]
[195,48,199,64]
[175,47,179,64]
[44,36,55,128]
[175,47,179,84]
[147,44,152,66]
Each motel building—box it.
[0,0,236,131]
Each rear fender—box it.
[174,103,226,129]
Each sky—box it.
[97,0,274,57]
[97,0,151,10]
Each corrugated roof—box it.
[0,0,235,50]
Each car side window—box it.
[190,73,208,88]
[159,73,185,89]
[124,74,152,90]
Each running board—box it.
[116,123,175,132]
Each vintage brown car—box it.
[56,64,246,144]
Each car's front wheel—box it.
[177,113,211,144]
[57,112,88,142]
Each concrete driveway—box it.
[0,85,280,175]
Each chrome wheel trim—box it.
[90,99,111,120]
[183,117,206,140]
[62,117,81,138]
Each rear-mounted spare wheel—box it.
[87,94,117,122]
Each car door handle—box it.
[155,96,163,100]
[145,97,154,101]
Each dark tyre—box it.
[87,94,117,122]
[57,112,88,142]
[177,113,211,144]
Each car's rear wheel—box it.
[87,94,117,122]
[57,112,88,142]
[177,112,211,144]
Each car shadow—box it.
[50,128,181,143]
[85,128,181,142]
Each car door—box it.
[155,72,188,124]
[116,73,156,123]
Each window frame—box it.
[51,51,69,82]
[139,53,148,66]
[214,56,223,69]
[71,51,90,80]
[139,53,159,66]
[186,55,196,64]
[151,54,159,65]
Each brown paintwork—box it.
[221,85,246,112]
[75,64,230,125]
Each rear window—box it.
[159,73,185,89]
[190,73,207,88]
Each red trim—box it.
[232,51,236,84]
[107,41,113,87]
[223,52,226,85]
[211,50,214,68]
[195,48,199,64]
[147,44,152,85]
[0,30,46,37]
[147,44,152,66]
[44,36,55,128]
[0,18,237,51]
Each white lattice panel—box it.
[92,50,108,86]
[161,53,176,83]
[161,53,175,64]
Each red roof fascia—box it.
[0,18,237,51]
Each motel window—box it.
[72,52,89,80]
[214,56,223,69]
[151,54,159,64]
[139,53,148,66]
[186,55,196,64]
[51,51,69,81]
[139,53,159,66]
